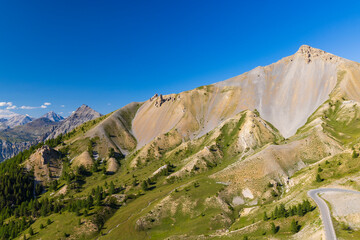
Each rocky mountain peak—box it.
[72,104,100,116]
[297,44,324,54]
[42,111,64,122]
[295,45,341,63]
[77,104,90,110]
[6,115,33,128]
[45,104,101,140]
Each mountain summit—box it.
[0,114,33,130]
[41,111,64,122]
[45,104,101,139]
[126,45,354,151]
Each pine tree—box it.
[87,195,94,209]
[263,212,269,221]
[274,206,279,219]
[29,227,34,236]
[303,200,312,213]
[297,204,303,216]
[75,208,80,216]
[289,206,294,216]
[279,204,287,218]
[95,193,102,206]
[291,219,299,233]
[109,181,115,195]
[316,174,323,182]
[270,222,277,234]
[141,180,148,191]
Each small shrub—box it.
[271,190,278,197]
[316,174,323,182]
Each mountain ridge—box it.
[0,105,101,161]
[45,104,102,140]
[3,45,360,239]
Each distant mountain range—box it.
[0,104,101,161]
[0,115,33,130]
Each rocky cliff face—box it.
[131,45,350,150]
[46,104,101,140]
[0,139,36,161]
[25,145,62,184]
[0,118,59,161]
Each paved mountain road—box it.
[308,188,360,240]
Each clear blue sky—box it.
[1,0,360,118]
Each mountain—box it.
[45,104,102,140]
[0,118,60,161]
[0,105,101,161]
[81,45,351,156]
[7,114,33,127]
[3,46,360,240]
[0,114,33,130]
[41,111,64,122]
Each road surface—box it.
[307,188,360,240]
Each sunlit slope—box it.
[64,102,141,159]
[70,46,360,158]
[11,45,360,240]
[132,45,353,151]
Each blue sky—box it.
[1,0,360,118]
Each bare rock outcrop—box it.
[154,94,175,107]
[72,151,94,169]
[296,45,342,63]
[106,157,119,173]
[26,145,62,184]
[0,139,35,161]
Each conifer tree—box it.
[263,212,269,221]
[270,222,277,234]
[291,219,299,233]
